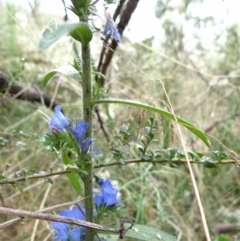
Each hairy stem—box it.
[82,42,94,241]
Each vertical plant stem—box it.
[82,43,93,241]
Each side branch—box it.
[0,207,119,234]
[0,159,237,185]
[96,0,139,86]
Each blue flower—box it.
[103,11,121,42]
[95,179,120,208]
[51,205,86,241]
[49,105,70,132]
[51,221,68,241]
[69,227,85,241]
[71,121,92,155]
[71,121,90,144]
[81,138,92,155]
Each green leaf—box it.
[70,23,92,46]
[38,22,92,51]
[212,150,228,160]
[217,235,231,241]
[144,126,151,134]
[125,224,176,241]
[142,155,152,161]
[177,151,185,158]
[43,65,81,86]
[0,174,6,180]
[62,151,83,195]
[202,156,217,168]
[169,149,177,160]
[47,178,53,185]
[162,149,170,159]
[188,151,201,161]
[96,98,210,147]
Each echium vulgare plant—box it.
[39,1,125,240]
[37,0,180,241]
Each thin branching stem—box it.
[0,159,237,185]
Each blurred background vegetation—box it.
[0,0,240,240]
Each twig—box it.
[215,223,240,234]
[113,0,126,21]
[0,159,237,185]
[0,198,85,229]
[0,207,119,234]
[94,106,110,143]
[0,170,71,185]
[96,0,139,86]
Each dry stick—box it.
[0,199,84,229]
[0,207,119,234]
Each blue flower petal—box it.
[103,13,121,42]
[71,121,90,144]
[72,205,86,220]
[95,193,104,208]
[51,221,69,241]
[81,138,92,155]
[69,227,86,241]
[49,105,70,131]
[95,179,120,207]
[51,205,86,241]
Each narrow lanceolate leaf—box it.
[96,98,210,147]
[125,224,176,241]
[38,22,92,51]
[62,151,83,196]
[103,224,175,241]
[43,65,81,86]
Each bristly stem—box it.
[79,0,94,238]
[82,43,94,241]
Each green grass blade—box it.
[96,98,210,147]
